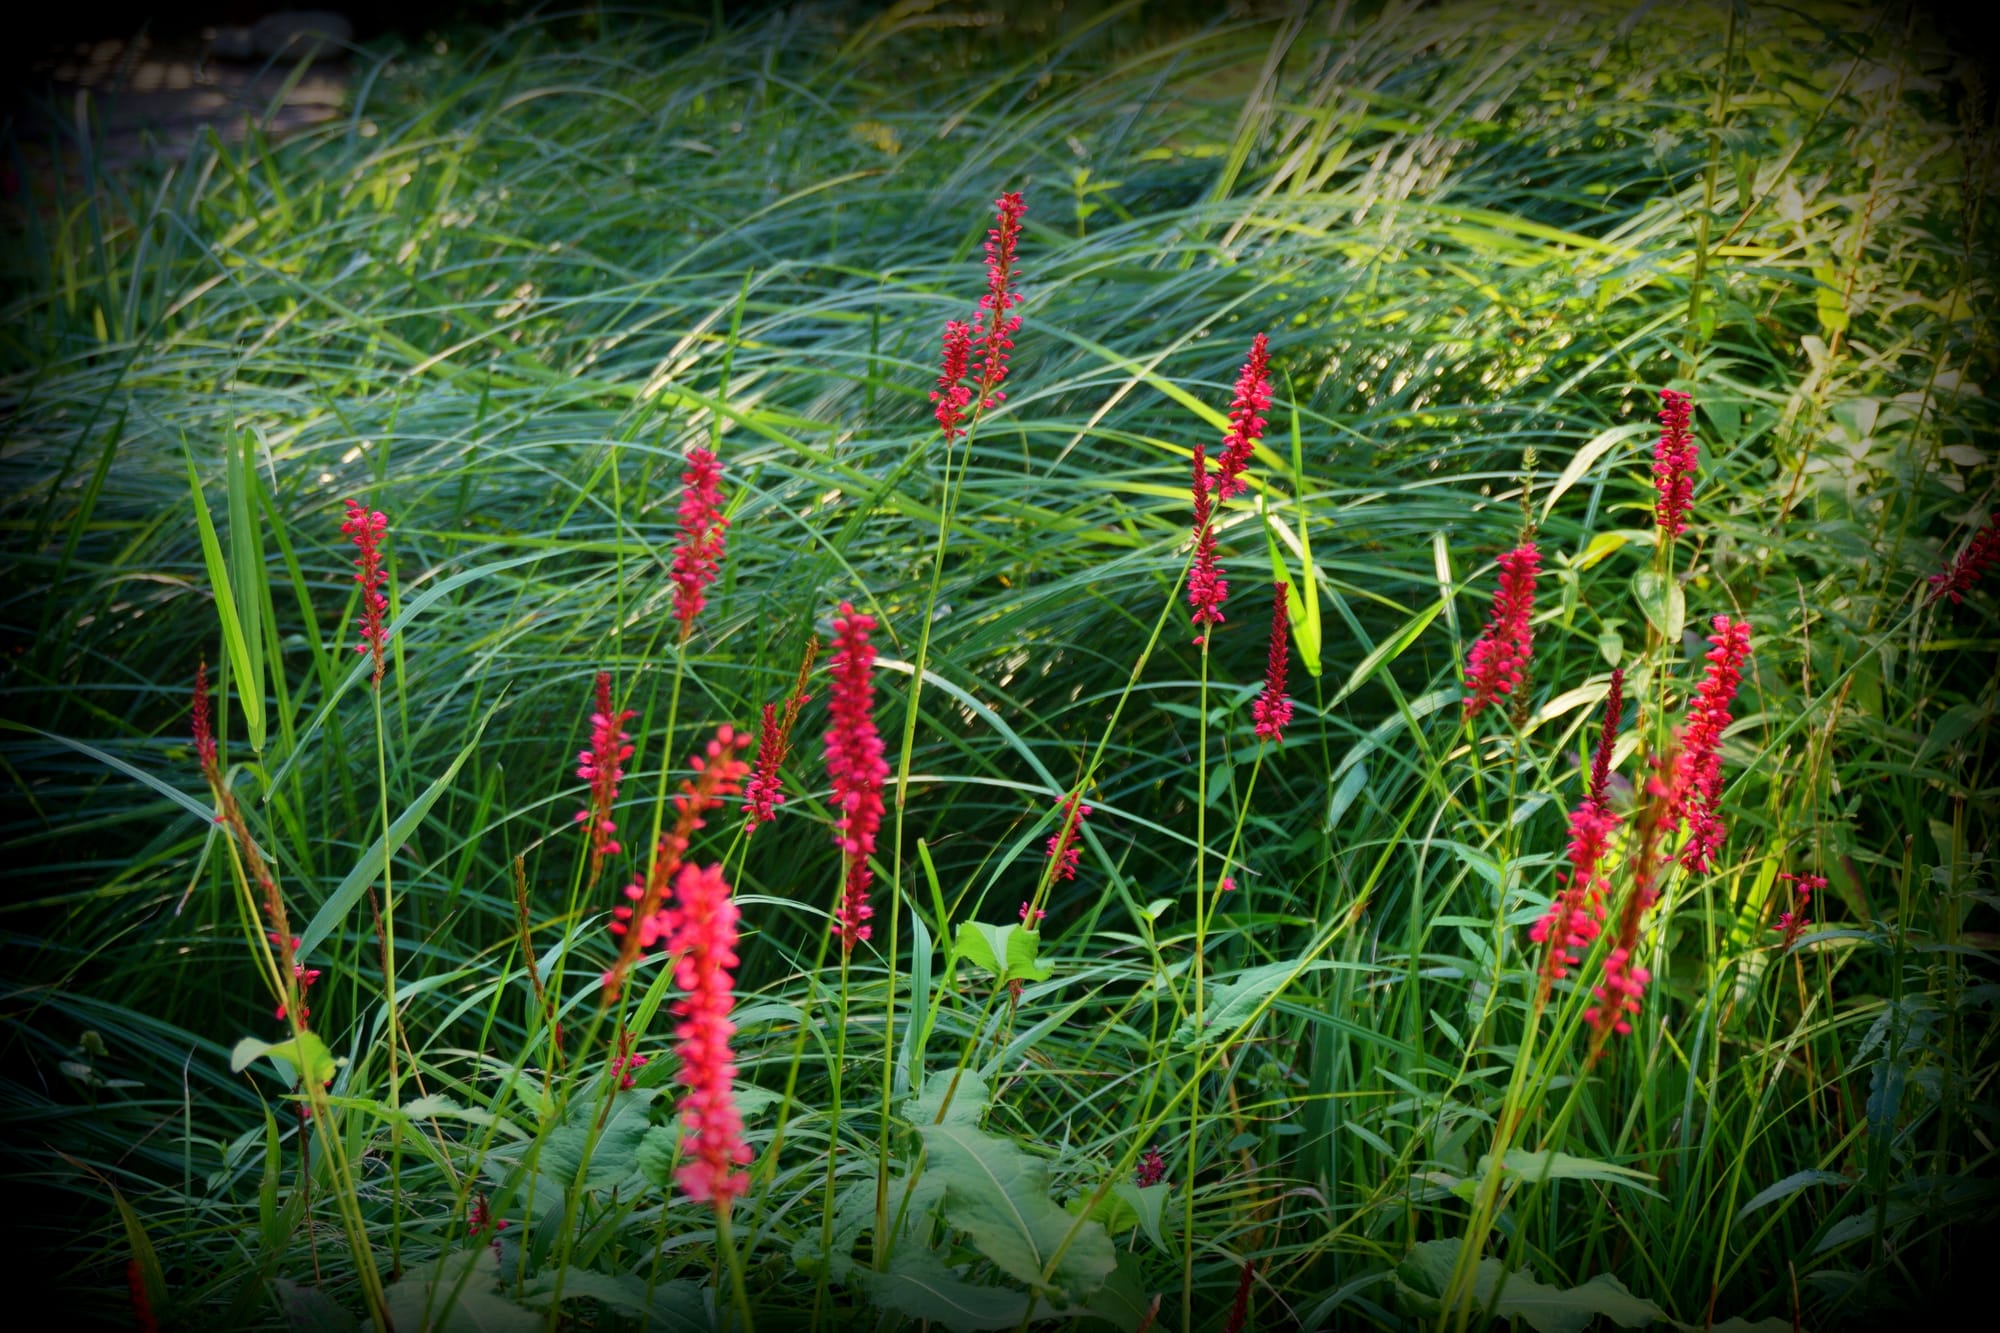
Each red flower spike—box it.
[1044,790,1092,883]
[670,446,729,635]
[602,726,751,999]
[971,192,1027,408]
[193,661,220,783]
[1187,442,1227,643]
[1018,900,1046,925]
[1463,543,1541,719]
[1652,389,1698,541]
[1212,334,1272,500]
[1775,871,1826,949]
[1224,1261,1255,1333]
[743,637,819,835]
[575,671,636,865]
[1587,667,1625,808]
[661,861,753,1210]
[1530,803,1616,984]
[1671,616,1752,873]
[340,499,391,686]
[1586,753,1674,1043]
[1135,1145,1167,1188]
[1253,582,1294,742]
[1927,512,1999,605]
[932,320,975,443]
[824,603,887,950]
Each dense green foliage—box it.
[3,2,1996,1328]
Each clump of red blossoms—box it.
[1927,513,1999,605]
[1212,334,1271,500]
[660,860,753,1209]
[1463,542,1540,719]
[1045,790,1092,883]
[824,603,887,950]
[1187,443,1227,644]
[1018,901,1046,925]
[1135,1144,1167,1188]
[743,638,818,835]
[1775,871,1825,950]
[1530,669,1626,987]
[932,320,975,443]
[269,932,322,1022]
[1587,751,1674,1043]
[1652,388,1697,542]
[604,726,751,998]
[670,446,729,636]
[971,192,1027,407]
[1672,615,1752,873]
[609,1027,649,1091]
[575,671,636,867]
[340,500,391,686]
[1253,582,1294,742]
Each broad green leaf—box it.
[1480,1149,1664,1199]
[1631,568,1684,644]
[231,1032,336,1086]
[271,1278,359,1333]
[519,1268,707,1330]
[917,1121,1117,1303]
[1070,1181,1170,1253]
[905,1068,990,1127]
[1397,1240,1668,1333]
[373,1250,538,1333]
[1081,1251,1152,1333]
[541,1088,656,1191]
[866,1247,1034,1332]
[298,700,499,959]
[954,921,1053,985]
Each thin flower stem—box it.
[716,1205,756,1332]
[372,685,406,1275]
[812,952,854,1325]
[1182,640,1211,1331]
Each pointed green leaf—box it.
[1331,599,1444,707]
[231,1032,336,1086]
[1631,568,1684,644]
[184,445,263,751]
[954,922,1053,985]
[917,1121,1116,1303]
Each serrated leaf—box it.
[541,1088,656,1192]
[905,1069,990,1127]
[917,1121,1116,1303]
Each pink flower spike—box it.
[1530,802,1617,984]
[932,320,975,443]
[670,446,729,636]
[1671,615,1752,873]
[1212,334,1272,500]
[1927,512,1999,605]
[1253,582,1294,742]
[1463,542,1540,719]
[1187,442,1227,643]
[743,638,819,836]
[1652,389,1698,541]
[1135,1145,1167,1188]
[576,671,636,866]
[1044,790,1092,883]
[193,661,219,782]
[339,499,391,686]
[663,861,753,1210]
[1586,667,1626,809]
[971,192,1027,408]
[824,603,887,950]
[1776,871,1826,949]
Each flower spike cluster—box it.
[972,192,1027,407]
[1187,443,1227,644]
[340,500,391,686]
[743,637,819,835]
[1045,790,1092,884]
[1775,871,1825,949]
[1529,669,1625,986]
[1653,389,1697,541]
[604,726,750,998]
[1212,334,1271,500]
[576,672,636,867]
[1253,582,1294,742]
[670,447,729,635]
[824,603,887,950]
[1463,542,1540,719]
[1586,751,1674,1041]
[1927,512,1998,605]
[1672,616,1752,873]
[661,860,753,1209]
[932,321,975,443]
